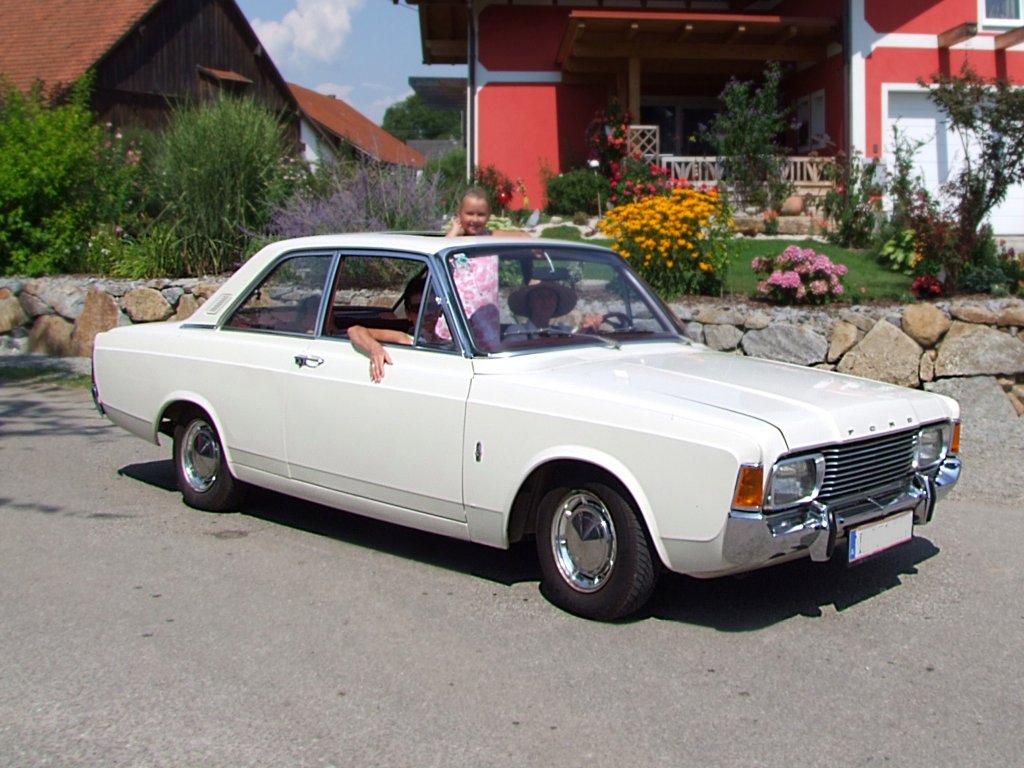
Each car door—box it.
[215,250,335,478]
[284,253,473,522]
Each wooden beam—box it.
[556,19,585,65]
[725,24,747,45]
[674,23,694,43]
[937,21,977,49]
[572,41,828,63]
[995,25,1024,51]
[775,25,798,45]
[423,39,467,61]
[628,57,641,120]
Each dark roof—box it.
[289,82,425,168]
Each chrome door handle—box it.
[294,355,324,369]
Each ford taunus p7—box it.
[92,235,962,619]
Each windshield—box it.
[443,244,684,353]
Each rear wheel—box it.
[173,414,244,511]
[536,477,659,620]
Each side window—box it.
[414,278,454,349]
[224,253,332,335]
[328,253,455,350]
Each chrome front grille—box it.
[818,429,917,505]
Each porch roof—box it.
[557,9,840,74]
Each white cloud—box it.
[313,82,354,100]
[251,0,365,66]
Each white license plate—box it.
[848,511,914,563]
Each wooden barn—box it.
[0,0,298,135]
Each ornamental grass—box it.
[598,187,733,297]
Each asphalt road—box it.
[1,378,1022,768]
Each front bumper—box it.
[722,456,961,566]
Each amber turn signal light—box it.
[732,465,764,511]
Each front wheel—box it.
[536,477,659,620]
[173,414,244,511]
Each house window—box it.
[984,0,1021,21]
[795,91,827,152]
[639,99,717,156]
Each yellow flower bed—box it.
[598,187,733,297]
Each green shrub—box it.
[821,151,883,248]
[876,229,918,275]
[0,78,143,275]
[424,147,467,215]
[146,95,294,276]
[546,169,609,216]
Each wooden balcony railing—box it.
[628,125,835,199]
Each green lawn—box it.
[540,227,911,302]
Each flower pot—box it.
[780,194,805,216]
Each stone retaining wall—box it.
[2,275,1023,416]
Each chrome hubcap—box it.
[551,490,616,592]
[182,421,220,493]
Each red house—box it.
[405,0,1024,234]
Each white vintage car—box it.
[92,234,962,620]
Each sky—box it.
[235,0,463,125]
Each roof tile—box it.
[0,0,158,91]
[289,83,425,169]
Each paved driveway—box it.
[1,371,1021,767]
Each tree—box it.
[699,62,793,211]
[382,94,461,142]
[923,65,1024,289]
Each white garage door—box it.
[886,91,1024,236]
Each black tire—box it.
[173,414,244,511]
[536,476,659,620]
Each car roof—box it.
[186,233,613,326]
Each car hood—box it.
[478,343,959,450]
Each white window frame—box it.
[980,0,1023,28]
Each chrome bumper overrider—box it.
[723,457,961,566]
[91,382,106,416]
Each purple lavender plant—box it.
[267,161,444,237]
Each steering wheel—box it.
[599,311,633,331]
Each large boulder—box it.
[19,278,87,320]
[934,321,1024,377]
[827,319,862,363]
[901,303,951,348]
[741,323,827,366]
[837,319,922,388]
[27,315,74,356]
[997,301,1024,327]
[171,293,201,322]
[71,288,123,357]
[704,323,743,351]
[0,289,29,333]
[950,302,997,325]
[124,287,173,322]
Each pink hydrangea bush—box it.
[752,245,849,304]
